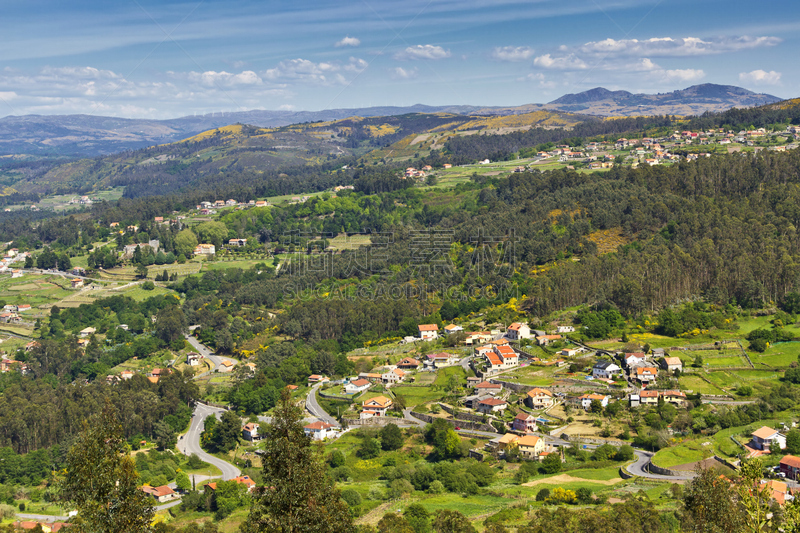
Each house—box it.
[444,324,463,334]
[752,426,786,451]
[382,368,405,384]
[662,356,683,373]
[154,217,164,223]
[637,390,660,406]
[418,324,439,340]
[506,322,531,340]
[517,435,546,459]
[592,361,621,380]
[526,388,554,409]
[493,345,519,369]
[307,374,329,385]
[495,433,520,451]
[345,378,371,394]
[662,390,687,405]
[536,335,562,346]
[11,270,22,278]
[304,420,335,441]
[780,455,800,480]
[556,325,575,333]
[120,370,134,380]
[426,352,457,368]
[218,359,234,372]
[255,200,268,207]
[577,394,609,410]
[186,352,201,366]
[623,352,646,367]
[242,423,260,441]
[396,357,421,370]
[0,312,20,324]
[359,372,383,382]
[141,485,178,503]
[512,412,538,433]
[635,366,659,384]
[477,398,507,414]
[79,327,96,337]
[560,348,579,357]
[474,381,502,395]
[25,341,40,351]
[465,331,493,345]
[194,244,216,256]
[71,278,84,288]
[231,475,257,492]
[362,396,393,417]
[228,238,247,247]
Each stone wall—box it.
[409,411,496,433]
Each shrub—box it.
[535,488,550,501]
[142,281,155,290]
[340,488,362,508]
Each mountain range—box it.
[0,84,782,159]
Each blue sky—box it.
[0,0,797,118]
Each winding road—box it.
[305,383,341,427]
[177,402,242,481]
[185,334,239,378]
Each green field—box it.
[677,375,724,395]
[652,441,708,468]
[391,385,445,408]
[0,273,73,308]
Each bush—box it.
[340,488,362,508]
[535,488,550,501]
[328,450,346,468]
[329,466,352,482]
[576,487,593,504]
[427,480,445,494]
[142,281,155,290]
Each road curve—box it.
[626,450,696,481]
[184,334,238,378]
[178,403,241,481]
[305,384,341,427]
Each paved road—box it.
[305,384,340,427]
[626,450,696,481]
[459,355,472,373]
[178,403,241,481]
[185,334,238,378]
[17,513,69,522]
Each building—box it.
[218,359,234,372]
[444,324,463,334]
[345,378,371,394]
[474,381,503,395]
[417,324,439,340]
[396,357,421,370]
[780,455,800,480]
[577,394,609,410]
[79,327,97,337]
[662,356,683,373]
[592,361,622,379]
[187,352,201,366]
[662,390,687,405]
[304,420,335,441]
[506,322,532,340]
[477,398,507,414]
[556,325,575,333]
[635,366,659,384]
[381,368,405,385]
[494,433,520,451]
[194,244,216,256]
[425,352,457,368]
[242,423,260,441]
[525,388,554,409]
[623,352,646,367]
[231,475,257,492]
[362,396,393,418]
[307,374,329,385]
[517,435,546,459]
[141,485,178,503]
[512,412,538,433]
[633,389,659,407]
[536,335,562,346]
[71,278,84,288]
[752,426,786,451]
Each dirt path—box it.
[522,473,623,487]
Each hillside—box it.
[545,83,781,116]
[0,84,783,159]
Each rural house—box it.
[512,412,538,433]
[752,426,786,451]
[525,388,554,409]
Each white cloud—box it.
[533,54,587,70]
[335,36,361,47]
[279,104,295,111]
[663,68,705,82]
[188,70,262,87]
[343,57,368,73]
[492,46,534,62]
[394,45,451,60]
[518,72,556,88]
[263,57,366,85]
[391,67,418,80]
[739,69,782,85]
[578,35,781,57]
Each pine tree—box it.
[58,401,154,533]
[241,389,354,533]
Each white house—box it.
[623,352,646,367]
[526,388,554,409]
[444,324,463,334]
[556,326,575,333]
[242,423,260,441]
[142,485,178,503]
[381,368,406,385]
[304,421,335,441]
[477,398,507,414]
[506,322,532,340]
[345,378,371,394]
[752,426,786,451]
[592,361,621,380]
[187,352,201,366]
[635,366,659,384]
[577,394,609,410]
[418,324,439,340]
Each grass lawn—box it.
[391,386,445,408]
[652,441,709,468]
[120,285,175,301]
[754,342,800,367]
[433,365,471,387]
[203,259,273,272]
[565,465,624,481]
[678,375,724,395]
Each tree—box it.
[58,402,155,533]
[377,513,414,533]
[135,264,149,279]
[404,504,431,533]
[380,424,404,451]
[432,510,476,533]
[174,230,199,258]
[540,452,562,474]
[682,467,745,532]
[329,450,346,468]
[358,437,381,459]
[176,470,191,492]
[787,429,800,454]
[154,421,176,450]
[155,305,187,344]
[241,389,354,533]
[195,222,229,249]
[214,410,242,453]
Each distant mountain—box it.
[545,84,781,116]
[0,84,785,158]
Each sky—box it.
[0,0,798,119]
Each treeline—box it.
[0,368,198,454]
